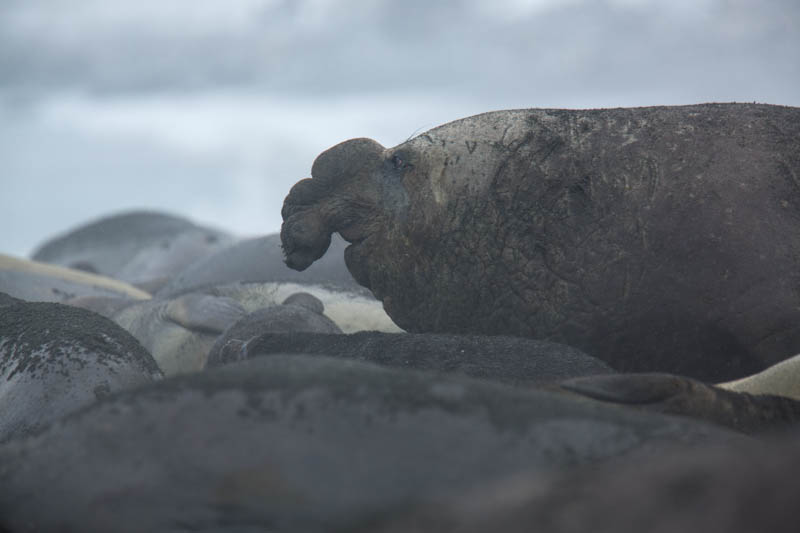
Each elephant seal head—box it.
[280,110,517,332]
[281,136,440,319]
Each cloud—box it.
[0,0,798,256]
[0,0,796,103]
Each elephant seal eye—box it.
[391,154,412,170]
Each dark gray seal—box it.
[281,103,800,381]
[0,300,162,442]
[206,293,342,365]
[207,330,615,385]
[31,210,234,291]
[0,355,745,533]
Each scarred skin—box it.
[281,103,800,380]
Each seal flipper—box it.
[562,373,800,434]
[165,293,246,334]
[560,373,688,404]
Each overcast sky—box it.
[1,0,798,256]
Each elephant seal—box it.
[112,292,248,375]
[206,293,342,366]
[32,210,234,290]
[0,301,162,442]
[208,330,615,385]
[201,280,402,333]
[156,232,360,298]
[560,372,800,434]
[346,432,800,533]
[0,355,745,532]
[151,233,400,334]
[114,284,376,375]
[281,103,800,381]
[0,254,151,303]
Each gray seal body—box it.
[0,301,162,442]
[0,355,745,532]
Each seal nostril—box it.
[284,250,313,272]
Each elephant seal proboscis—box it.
[281,103,800,381]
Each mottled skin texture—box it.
[0,356,745,532]
[208,330,615,385]
[282,103,800,381]
[0,301,162,442]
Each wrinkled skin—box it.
[282,104,800,380]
